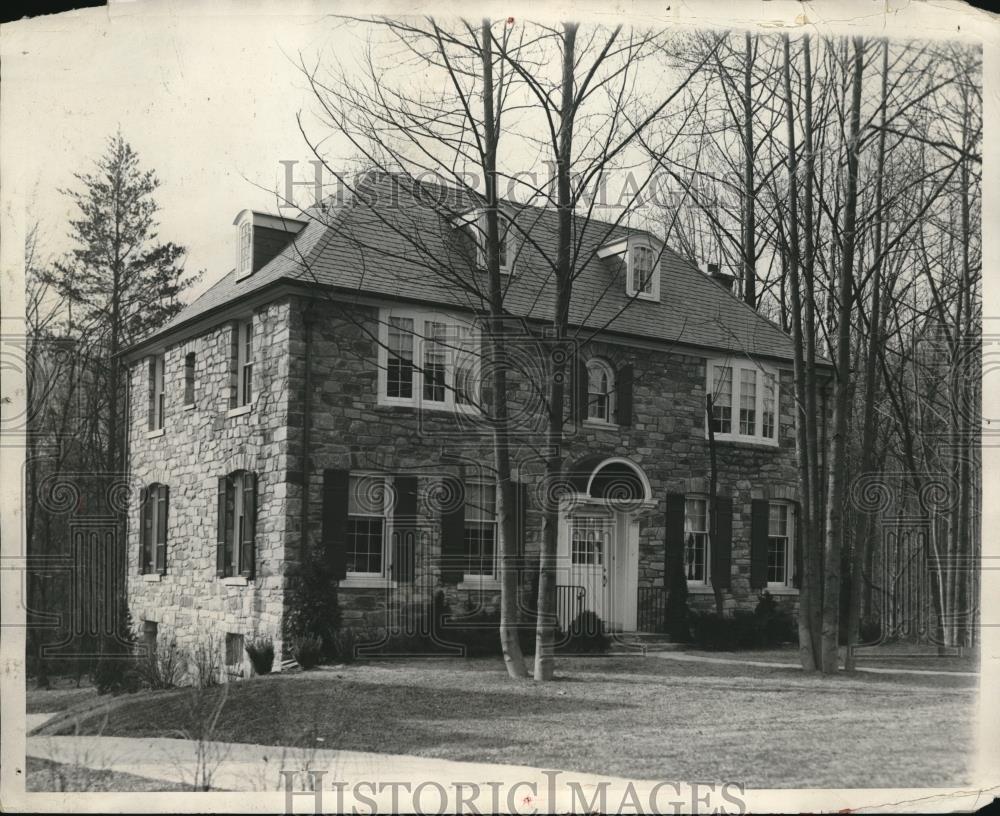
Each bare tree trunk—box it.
[534,22,577,682]
[480,19,528,679]
[706,396,723,616]
[742,31,757,309]
[845,38,888,672]
[820,36,864,674]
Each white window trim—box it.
[455,209,516,275]
[684,495,712,591]
[625,238,661,303]
[235,218,254,281]
[236,318,254,408]
[231,471,249,576]
[584,358,617,426]
[376,308,480,414]
[706,360,780,447]
[340,472,395,586]
[767,500,796,591]
[462,480,499,584]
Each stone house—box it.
[123,175,814,672]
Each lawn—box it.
[25,757,190,792]
[36,653,975,789]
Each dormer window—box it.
[598,234,662,303]
[235,212,254,281]
[454,210,516,275]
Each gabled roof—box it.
[131,174,809,366]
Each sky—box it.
[0,0,989,305]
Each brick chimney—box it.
[707,262,735,293]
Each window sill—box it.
[226,404,253,419]
[374,401,480,416]
[145,428,164,439]
[221,576,248,586]
[764,586,799,596]
[627,291,660,303]
[706,434,780,449]
[583,419,620,431]
[182,403,195,411]
[340,576,396,589]
[687,584,716,594]
[458,578,501,591]
[141,573,162,583]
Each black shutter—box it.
[750,499,770,590]
[393,476,418,583]
[711,495,733,590]
[216,476,229,577]
[573,355,588,423]
[615,364,634,427]
[240,472,257,578]
[663,493,686,589]
[155,485,168,575]
[322,469,350,580]
[140,486,151,574]
[440,476,466,584]
[515,480,529,559]
[793,501,803,589]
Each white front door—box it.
[560,505,640,632]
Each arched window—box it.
[586,359,616,423]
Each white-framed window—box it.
[707,360,779,446]
[148,354,165,431]
[463,481,497,580]
[140,483,169,574]
[346,474,393,578]
[236,319,254,407]
[458,210,516,275]
[626,240,660,301]
[378,309,479,411]
[570,515,609,566]
[586,359,616,423]
[684,497,710,586]
[217,469,257,579]
[768,501,795,588]
[236,220,253,280]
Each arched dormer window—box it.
[586,359,616,423]
[453,209,516,275]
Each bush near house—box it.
[291,635,324,669]
[93,607,141,695]
[563,610,611,653]
[283,551,343,661]
[244,636,275,675]
[689,592,797,651]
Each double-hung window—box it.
[463,481,497,580]
[217,470,257,579]
[346,474,391,578]
[230,319,254,410]
[586,359,616,423]
[378,310,479,411]
[684,497,709,586]
[630,245,655,297]
[707,360,779,445]
[148,354,165,431]
[140,483,169,575]
[767,502,795,588]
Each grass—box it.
[26,677,98,714]
[39,654,975,788]
[681,644,979,673]
[25,757,191,792]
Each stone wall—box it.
[126,299,293,675]
[285,294,801,634]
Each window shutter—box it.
[216,476,229,577]
[793,501,803,589]
[140,486,151,575]
[240,472,257,578]
[615,363,634,426]
[711,495,733,590]
[392,476,418,583]
[228,323,239,410]
[514,480,529,559]
[322,469,349,580]
[147,358,156,430]
[663,493,686,589]
[750,499,770,590]
[439,476,465,584]
[573,356,588,424]
[155,485,168,575]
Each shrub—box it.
[690,612,735,651]
[292,635,323,669]
[562,611,610,654]
[753,591,797,647]
[245,636,275,675]
[93,607,140,695]
[189,637,223,688]
[137,639,186,690]
[284,551,343,661]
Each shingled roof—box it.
[139,174,805,365]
